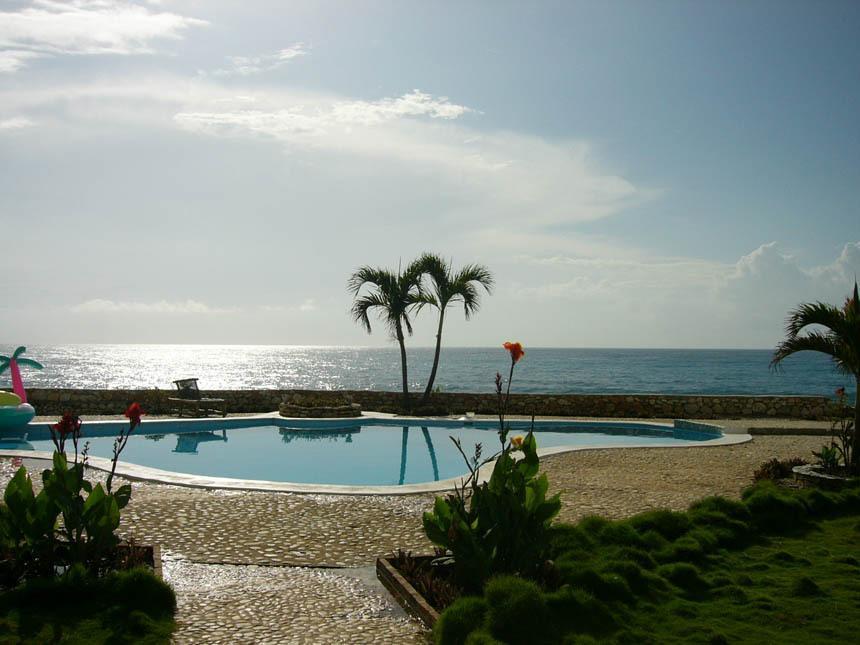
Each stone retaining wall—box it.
[20,388,840,420]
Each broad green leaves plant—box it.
[423,342,561,591]
[0,404,143,584]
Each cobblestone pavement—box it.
[542,434,825,523]
[0,433,828,643]
[163,557,425,645]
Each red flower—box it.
[52,412,81,437]
[503,341,525,364]
[124,402,145,429]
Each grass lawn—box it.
[434,481,860,644]
[0,567,175,644]
[628,515,860,643]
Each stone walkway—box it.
[0,432,829,643]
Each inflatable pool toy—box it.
[0,346,43,430]
[0,391,36,430]
[0,436,34,451]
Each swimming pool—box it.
[0,415,734,491]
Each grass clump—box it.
[484,576,550,644]
[791,576,823,597]
[0,566,175,643]
[434,482,860,645]
[434,597,488,645]
[742,481,809,532]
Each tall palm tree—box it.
[348,263,426,410]
[771,281,860,472]
[415,253,494,405]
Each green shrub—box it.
[742,482,809,532]
[423,433,560,590]
[545,587,616,635]
[602,560,666,596]
[629,510,691,541]
[639,529,669,551]
[107,567,176,618]
[659,536,706,563]
[578,515,610,536]
[799,488,838,516]
[484,576,550,644]
[657,563,710,595]
[548,525,593,559]
[434,596,488,645]
[599,521,647,548]
[614,547,658,570]
[689,496,752,522]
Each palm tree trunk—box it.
[421,310,445,405]
[9,361,26,403]
[395,320,410,411]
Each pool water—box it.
[1,419,720,486]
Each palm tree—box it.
[348,263,426,410]
[771,281,860,472]
[415,253,494,405]
[0,346,43,404]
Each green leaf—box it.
[113,485,132,509]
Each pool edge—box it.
[0,417,751,495]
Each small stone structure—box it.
[22,388,840,420]
[278,392,362,418]
[792,463,856,490]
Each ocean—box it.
[0,344,853,397]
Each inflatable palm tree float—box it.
[0,346,43,403]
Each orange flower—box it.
[510,435,524,450]
[503,341,525,364]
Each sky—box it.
[1,0,858,349]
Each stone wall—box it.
[20,388,840,420]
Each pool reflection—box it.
[173,429,228,454]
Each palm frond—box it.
[350,292,387,334]
[784,302,847,337]
[771,332,851,374]
[347,266,395,295]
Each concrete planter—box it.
[792,464,858,490]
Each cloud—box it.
[0,49,43,73]
[174,89,472,134]
[0,0,206,72]
[514,242,860,346]
[259,299,319,313]
[0,74,649,248]
[0,116,35,130]
[329,89,473,124]
[71,299,237,314]
[212,43,307,77]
